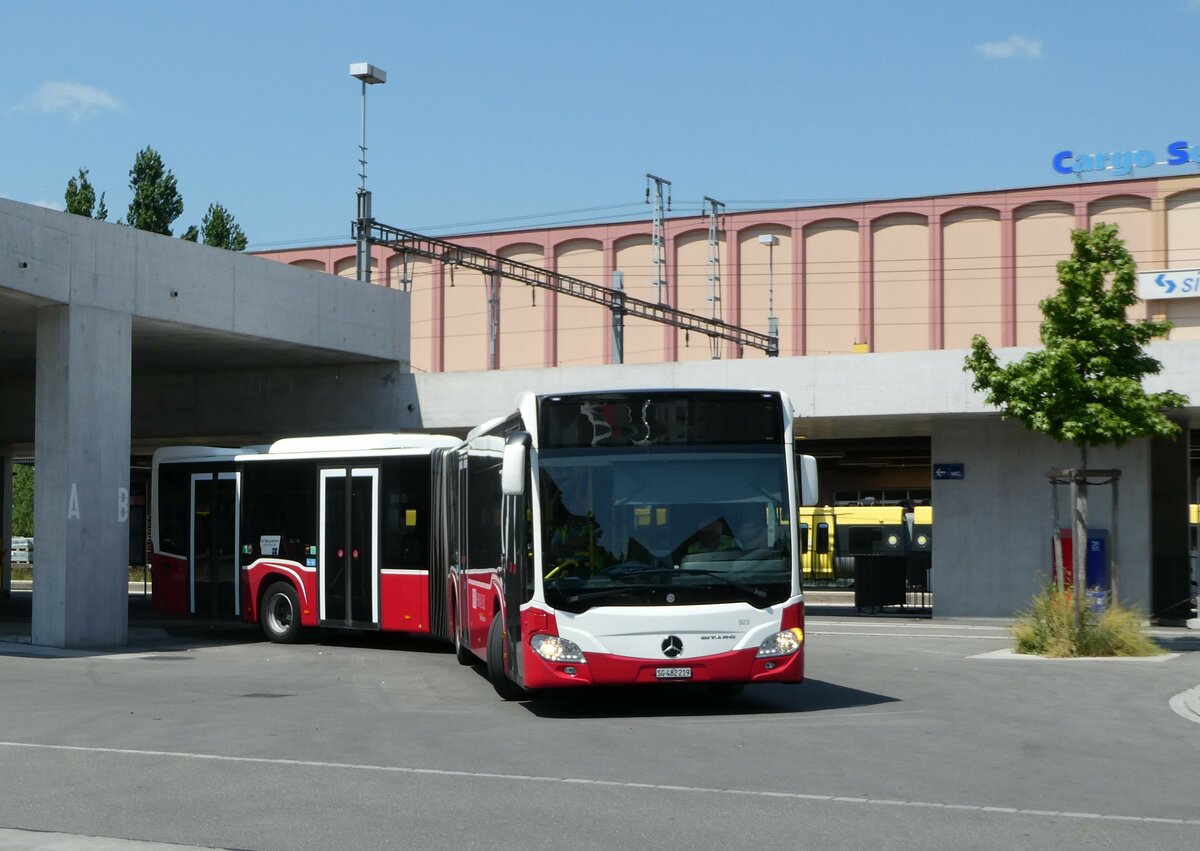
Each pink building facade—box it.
[254,174,1200,374]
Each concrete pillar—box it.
[1,448,11,600]
[33,304,131,647]
[1149,426,1190,620]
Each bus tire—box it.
[452,597,477,666]
[487,616,525,701]
[260,581,302,644]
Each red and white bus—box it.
[151,389,817,699]
[151,434,460,638]
[442,389,817,699]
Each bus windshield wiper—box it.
[562,581,649,606]
[601,567,768,602]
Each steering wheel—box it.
[544,558,579,581]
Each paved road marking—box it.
[972,648,1180,662]
[0,826,206,850]
[811,620,1009,632]
[0,739,1195,828]
[810,630,1009,641]
[0,642,180,661]
[1169,685,1200,724]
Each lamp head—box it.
[349,63,387,84]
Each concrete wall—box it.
[931,418,1153,617]
[1,449,11,600]
[130,363,420,442]
[260,173,1200,370]
[412,338,1200,434]
[411,347,1002,433]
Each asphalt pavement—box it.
[0,587,1197,850]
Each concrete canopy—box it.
[0,197,417,646]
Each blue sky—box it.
[4,0,1200,250]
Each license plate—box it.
[656,666,692,680]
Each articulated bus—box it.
[151,388,818,699]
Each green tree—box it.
[11,464,33,538]
[964,222,1187,607]
[125,146,183,235]
[64,168,107,220]
[197,202,248,251]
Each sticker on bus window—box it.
[260,535,281,556]
[405,509,417,527]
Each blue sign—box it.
[1138,269,1200,300]
[933,463,965,480]
[1053,140,1200,176]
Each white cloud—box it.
[975,35,1043,60]
[17,81,124,120]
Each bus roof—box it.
[259,433,461,457]
[151,445,255,465]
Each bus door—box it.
[457,453,483,651]
[190,472,239,618]
[500,444,533,678]
[319,467,380,629]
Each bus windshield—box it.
[539,445,792,614]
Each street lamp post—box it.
[350,62,386,284]
[759,234,780,344]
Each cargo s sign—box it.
[1137,269,1200,301]
[1053,141,1200,177]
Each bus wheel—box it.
[452,598,476,666]
[487,617,525,701]
[260,581,302,644]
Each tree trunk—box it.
[1073,445,1089,629]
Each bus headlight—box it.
[755,628,804,658]
[530,634,586,663]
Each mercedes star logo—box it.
[661,635,683,658]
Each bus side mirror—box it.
[502,432,531,496]
[798,454,818,506]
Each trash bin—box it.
[854,555,907,610]
[1053,529,1109,613]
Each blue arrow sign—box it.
[1140,268,1200,300]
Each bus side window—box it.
[816,522,830,555]
[800,523,810,554]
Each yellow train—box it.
[798,504,932,585]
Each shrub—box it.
[1011,585,1165,657]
